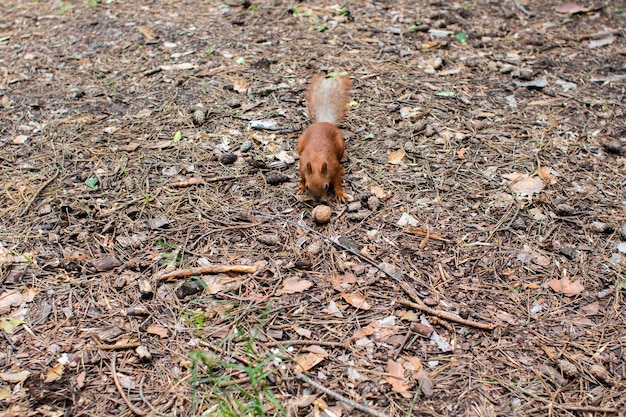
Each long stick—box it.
[295,372,389,417]
[156,264,257,281]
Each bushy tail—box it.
[306,74,351,125]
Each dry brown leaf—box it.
[22,287,39,302]
[547,277,585,297]
[405,357,422,373]
[331,273,357,291]
[323,300,344,318]
[388,148,406,165]
[233,78,248,94]
[386,359,411,398]
[370,185,386,198]
[295,327,312,338]
[511,176,544,196]
[0,290,23,312]
[294,352,326,372]
[341,292,371,310]
[581,301,600,315]
[147,324,169,338]
[537,166,558,184]
[277,278,313,295]
[76,370,87,390]
[45,363,63,383]
[554,2,592,14]
[588,32,615,49]
[137,26,156,40]
[0,369,31,383]
[352,321,379,340]
[0,385,10,401]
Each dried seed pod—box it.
[192,108,206,125]
[266,173,290,185]
[220,153,237,165]
[257,234,281,246]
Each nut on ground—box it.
[312,205,332,224]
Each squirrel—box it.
[297,74,352,204]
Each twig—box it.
[155,264,257,281]
[110,355,146,416]
[398,298,495,330]
[139,376,173,417]
[19,169,59,217]
[526,404,617,414]
[512,0,533,17]
[295,372,389,417]
[265,340,349,348]
[98,342,141,350]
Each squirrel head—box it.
[305,161,330,204]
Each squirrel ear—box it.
[321,162,328,176]
[306,162,313,175]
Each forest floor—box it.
[1,1,625,416]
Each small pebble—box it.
[240,140,253,152]
[590,221,612,234]
[602,141,624,155]
[347,201,362,212]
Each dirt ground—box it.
[1,0,625,416]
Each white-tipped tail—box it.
[307,75,351,125]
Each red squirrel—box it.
[297,74,351,203]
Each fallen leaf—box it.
[588,32,615,49]
[511,176,544,197]
[342,293,371,310]
[0,290,24,312]
[547,277,585,297]
[0,369,31,383]
[294,352,326,372]
[76,370,87,389]
[399,310,419,321]
[233,78,247,94]
[388,148,406,165]
[274,150,295,165]
[294,327,312,338]
[554,2,592,14]
[352,321,379,340]
[277,278,313,295]
[45,363,63,383]
[581,301,600,315]
[0,385,10,400]
[416,369,434,397]
[22,287,39,302]
[1,317,23,334]
[386,359,411,398]
[537,166,559,184]
[370,185,386,198]
[13,135,28,144]
[323,300,343,318]
[405,356,422,372]
[147,324,169,338]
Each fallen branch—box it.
[110,355,146,416]
[156,264,257,281]
[295,372,389,417]
[398,298,495,330]
[19,169,60,217]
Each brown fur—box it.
[297,75,351,203]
